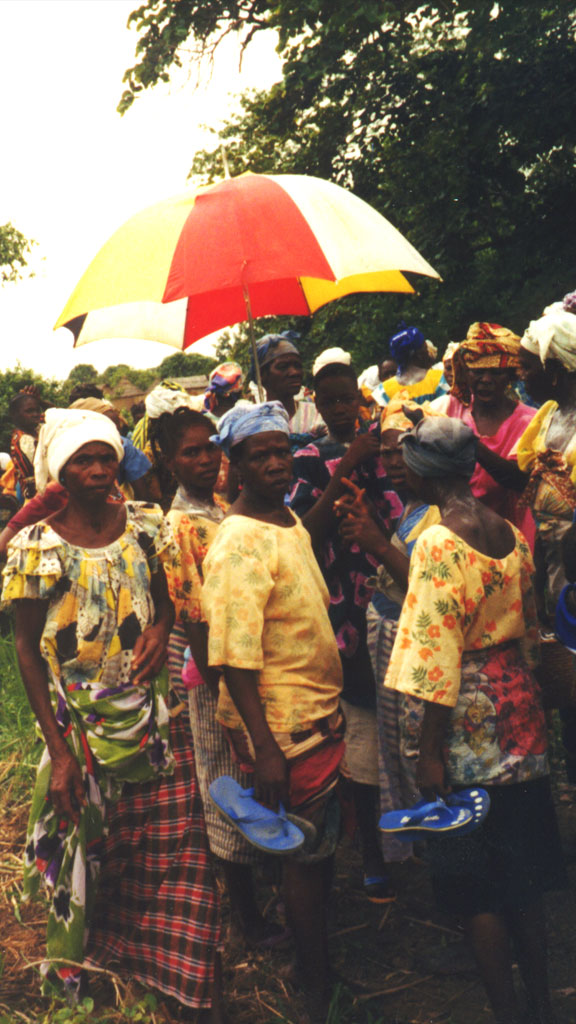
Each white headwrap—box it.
[34,408,124,494]
[521,302,576,372]
[312,347,352,377]
[145,384,198,420]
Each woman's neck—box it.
[50,497,126,547]
[232,489,294,526]
[265,388,296,420]
[471,394,516,432]
[555,373,576,411]
[182,482,215,504]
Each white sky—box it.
[0,0,281,379]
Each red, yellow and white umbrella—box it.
[55,172,440,354]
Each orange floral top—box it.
[164,498,227,624]
[385,523,540,707]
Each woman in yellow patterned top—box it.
[202,401,343,1022]
[385,417,564,1024]
[3,409,223,1021]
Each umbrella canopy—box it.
[55,172,440,351]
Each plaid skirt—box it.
[168,626,262,865]
[86,703,221,1009]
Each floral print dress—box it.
[385,523,548,786]
[2,503,175,991]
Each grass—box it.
[0,616,41,803]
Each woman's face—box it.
[61,442,118,500]
[519,348,555,403]
[262,355,303,400]
[166,423,222,494]
[380,428,407,491]
[467,366,513,407]
[237,431,293,501]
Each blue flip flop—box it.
[379,797,472,840]
[209,776,308,855]
[445,788,490,835]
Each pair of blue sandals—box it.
[210,776,490,855]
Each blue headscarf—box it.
[249,331,301,382]
[401,418,477,479]
[211,401,290,457]
[389,322,426,371]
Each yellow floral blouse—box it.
[385,523,540,707]
[202,513,343,735]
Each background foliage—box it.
[0,222,34,285]
[0,349,218,452]
[119,1,576,371]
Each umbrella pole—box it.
[243,285,265,403]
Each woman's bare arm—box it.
[222,665,288,809]
[14,600,85,824]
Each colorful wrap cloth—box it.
[450,323,521,405]
[212,400,290,457]
[202,362,243,413]
[401,417,477,480]
[517,400,576,524]
[521,301,576,371]
[2,504,175,995]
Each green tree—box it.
[66,363,100,385]
[0,367,67,451]
[156,350,217,378]
[121,2,576,368]
[0,223,35,285]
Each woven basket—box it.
[537,636,576,709]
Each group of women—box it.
[4,294,576,1024]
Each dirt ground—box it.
[1,780,575,1024]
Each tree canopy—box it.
[0,222,35,285]
[120,2,576,368]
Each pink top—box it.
[444,395,537,550]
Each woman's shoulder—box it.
[9,519,64,555]
[124,500,164,534]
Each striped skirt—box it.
[367,604,423,862]
[168,625,261,865]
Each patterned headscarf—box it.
[380,396,417,434]
[451,322,521,405]
[212,401,290,457]
[521,298,576,372]
[388,323,426,371]
[249,331,301,381]
[203,362,243,413]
